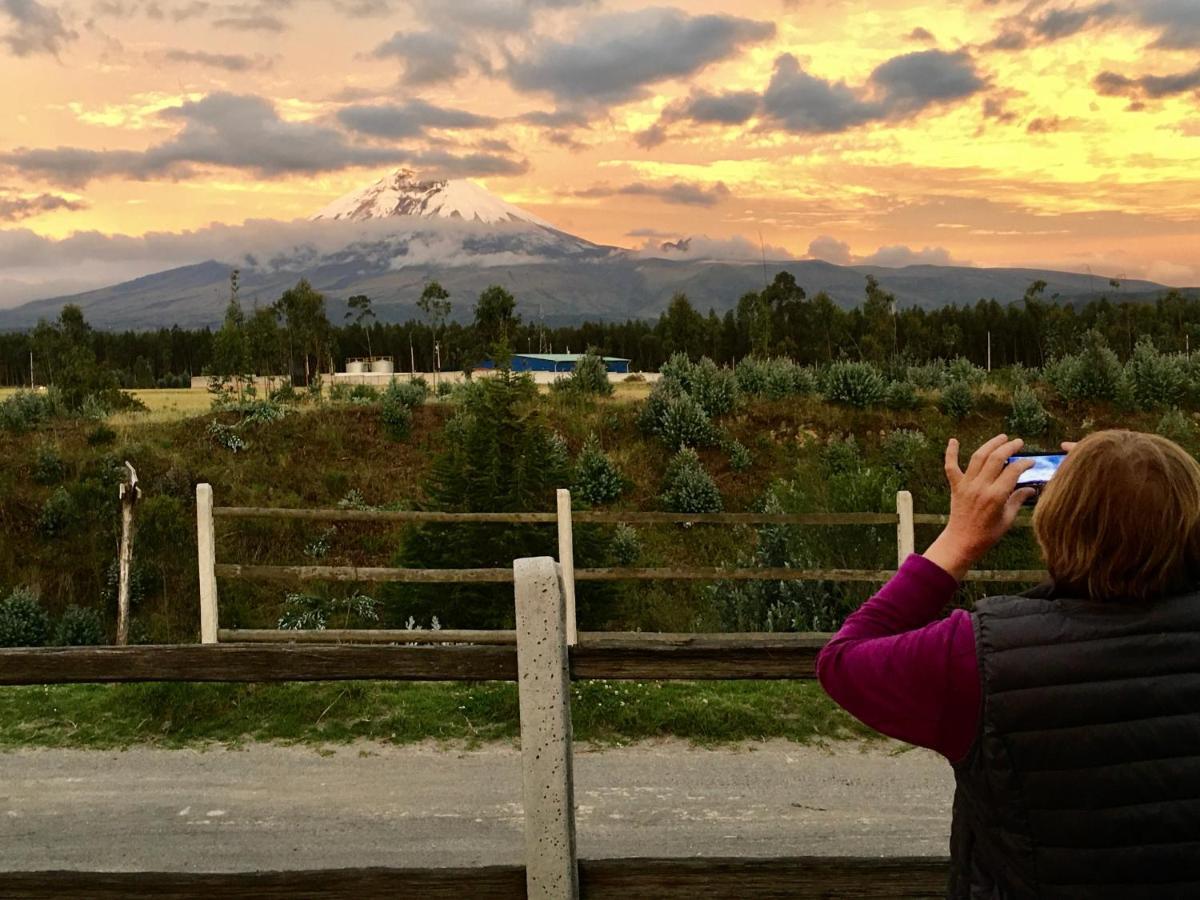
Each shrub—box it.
[820,435,862,476]
[38,487,75,537]
[1127,338,1187,411]
[269,382,299,404]
[660,447,722,513]
[380,379,426,441]
[1048,330,1126,404]
[435,380,455,398]
[822,361,886,408]
[638,382,718,449]
[207,421,247,452]
[880,429,929,476]
[660,353,738,416]
[735,357,817,400]
[939,380,975,420]
[884,379,920,410]
[239,399,289,425]
[906,362,948,390]
[572,434,625,506]
[726,438,753,472]
[54,605,106,646]
[86,424,117,446]
[1156,408,1195,446]
[1007,385,1049,436]
[610,523,642,565]
[947,357,985,385]
[0,587,51,647]
[0,389,63,432]
[32,446,67,485]
[554,350,614,397]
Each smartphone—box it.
[1007,453,1066,502]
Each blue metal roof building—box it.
[477,353,631,374]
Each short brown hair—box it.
[1033,430,1200,601]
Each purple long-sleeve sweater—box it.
[815,554,979,763]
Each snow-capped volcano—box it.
[313,168,557,230]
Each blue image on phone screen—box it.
[1009,454,1066,486]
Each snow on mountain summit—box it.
[313,168,557,230]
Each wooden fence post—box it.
[896,490,915,568]
[513,556,579,900]
[196,483,219,645]
[556,489,578,646]
[116,462,141,646]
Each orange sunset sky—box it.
[0,0,1198,303]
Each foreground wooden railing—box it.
[1,557,952,898]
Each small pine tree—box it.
[572,434,625,505]
[556,350,614,397]
[822,361,886,408]
[0,587,50,647]
[1006,385,1049,436]
[939,380,975,420]
[660,447,723,513]
[54,605,106,646]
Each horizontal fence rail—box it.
[0,857,950,899]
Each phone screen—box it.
[1009,454,1066,486]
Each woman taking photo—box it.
[817,430,1200,898]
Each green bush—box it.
[206,421,247,453]
[726,438,753,472]
[735,357,817,400]
[38,487,76,537]
[54,605,106,646]
[660,354,738,416]
[0,389,63,432]
[880,429,929,476]
[1007,385,1049,436]
[1127,338,1187,411]
[572,434,625,505]
[939,380,975,420]
[0,587,51,647]
[86,424,117,446]
[884,379,920,410]
[822,361,886,408]
[610,523,642,565]
[660,447,722,513]
[905,362,948,390]
[32,446,67,485]
[638,382,717,449]
[947,357,985,385]
[1156,408,1195,445]
[554,350,614,397]
[348,384,380,404]
[820,435,862,476]
[380,379,426,441]
[1047,330,1126,404]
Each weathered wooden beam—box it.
[571,511,900,525]
[218,628,518,645]
[0,644,518,684]
[0,858,951,899]
[574,567,898,583]
[914,512,1033,529]
[214,564,515,583]
[572,632,827,680]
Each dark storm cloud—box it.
[0,191,86,221]
[761,49,984,134]
[371,30,470,85]
[1,0,76,56]
[575,181,732,207]
[163,47,272,71]
[674,90,762,125]
[985,1,1200,52]
[505,8,775,103]
[0,93,412,186]
[1094,65,1200,99]
[336,100,498,138]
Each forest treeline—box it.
[1,271,1198,387]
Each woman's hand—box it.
[922,434,1036,581]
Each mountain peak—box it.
[312,168,556,230]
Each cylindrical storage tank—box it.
[371,358,394,374]
[346,360,366,374]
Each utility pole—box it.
[987,330,992,372]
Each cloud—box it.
[907,26,936,42]
[409,0,598,33]
[636,88,762,146]
[1,0,76,56]
[761,49,985,134]
[406,149,529,178]
[162,48,272,71]
[1094,65,1200,100]
[211,13,284,32]
[575,180,731,206]
[807,234,852,265]
[1,93,412,185]
[0,191,85,221]
[505,8,775,103]
[626,227,676,238]
[1026,115,1078,133]
[985,1,1200,52]
[337,100,498,139]
[860,244,959,267]
[634,233,794,261]
[371,30,471,85]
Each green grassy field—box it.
[0,680,870,750]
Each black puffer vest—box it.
[948,588,1200,899]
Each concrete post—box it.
[513,556,578,900]
[555,489,578,646]
[896,490,915,568]
[196,483,219,645]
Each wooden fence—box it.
[198,484,1046,648]
[0,556,950,898]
